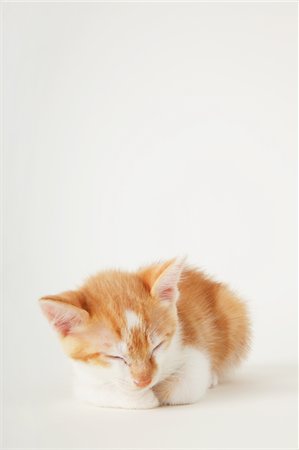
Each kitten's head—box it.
[39,259,184,391]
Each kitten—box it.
[39,259,250,409]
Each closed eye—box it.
[105,354,128,365]
[152,341,164,354]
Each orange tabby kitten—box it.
[39,259,250,408]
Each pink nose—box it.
[133,377,152,388]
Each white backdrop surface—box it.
[3,2,297,449]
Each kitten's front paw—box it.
[154,371,209,406]
[128,390,160,409]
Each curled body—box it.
[39,259,251,408]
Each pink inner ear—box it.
[152,259,185,303]
[55,320,72,337]
[42,303,57,322]
[40,300,87,337]
[157,287,175,301]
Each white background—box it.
[3,2,297,449]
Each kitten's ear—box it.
[139,258,185,304]
[39,291,89,337]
